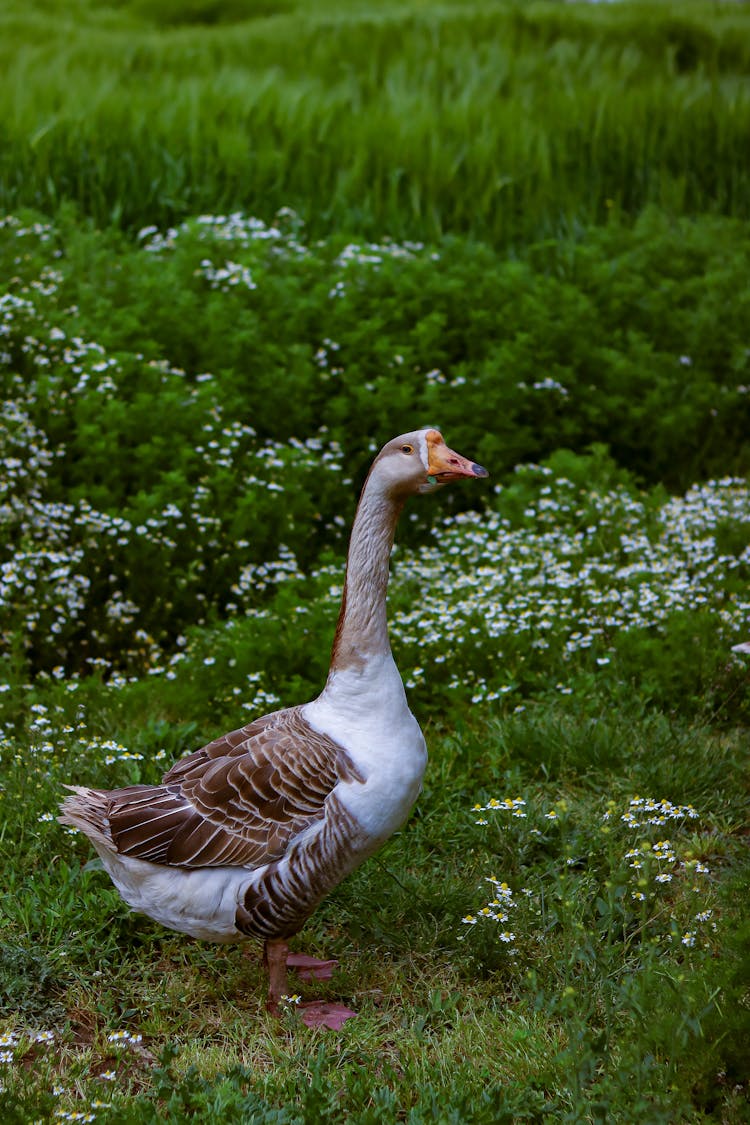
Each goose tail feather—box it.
[59,786,114,853]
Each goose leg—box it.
[263,937,289,1016]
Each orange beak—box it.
[426,429,488,482]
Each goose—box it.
[60,428,488,1028]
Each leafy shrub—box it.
[1,209,748,700]
[7,207,749,489]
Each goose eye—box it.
[400,444,414,454]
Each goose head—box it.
[371,428,488,497]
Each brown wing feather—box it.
[103,707,364,870]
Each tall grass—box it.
[2,1,750,239]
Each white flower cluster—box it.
[232,544,303,597]
[0,215,55,242]
[196,258,257,292]
[0,270,348,665]
[137,210,308,259]
[613,797,700,828]
[0,1028,56,1064]
[389,470,749,696]
[334,238,430,268]
[465,795,716,955]
[462,877,518,946]
[135,211,441,299]
[516,376,569,395]
[96,739,144,765]
[472,796,527,825]
[106,1030,143,1047]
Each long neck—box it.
[329,473,404,675]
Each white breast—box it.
[302,654,427,842]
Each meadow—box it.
[1,0,749,1121]
[3,0,750,242]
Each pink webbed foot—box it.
[298,1001,357,1030]
[287,953,357,1027]
[286,952,339,981]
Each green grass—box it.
[2,1,750,239]
[1,685,748,1122]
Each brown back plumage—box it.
[60,707,364,871]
